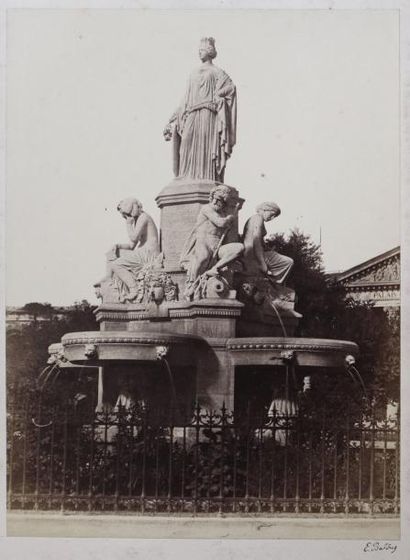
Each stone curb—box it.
[7,512,400,540]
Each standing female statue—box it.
[163,37,237,183]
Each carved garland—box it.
[170,308,242,318]
[227,342,355,352]
[95,312,149,321]
[95,307,242,321]
[63,336,198,346]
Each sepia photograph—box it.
[1,2,408,559]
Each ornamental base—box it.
[95,298,244,339]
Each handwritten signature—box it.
[364,542,397,554]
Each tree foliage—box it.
[6,300,98,398]
[270,229,400,404]
[22,302,54,320]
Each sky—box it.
[5,9,400,307]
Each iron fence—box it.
[7,394,399,515]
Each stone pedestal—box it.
[196,342,235,410]
[92,299,243,410]
[155,179,215,271]
[95,299,243,336]
[155,179,242,272]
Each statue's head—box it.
[199,37,217,61]
[210,184,241,213]
[256,202,281,222]
[209,185,231,211]
[117,198,143,219]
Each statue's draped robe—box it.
[174,64,237,182]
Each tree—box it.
[6,300,98,400]
[22,302,54,321]
[269,229,400,404]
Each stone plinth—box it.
[89,299,245,410]
[156,179,215,271]
[95,299,243,339]
[155,179,242,272]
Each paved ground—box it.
[7,512,400,539]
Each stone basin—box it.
[52,332,360,410]
[59,331,358,371]
[226,337,359,368]
[60,331,203,367]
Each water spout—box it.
[349,364,368,400]
[344,355,367,400]
[37,363,61,391]
[163,358,179,416]
[269,298,288,337]
[156,346,180,417]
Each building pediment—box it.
[333,247,400,308]
[335,247,400,288]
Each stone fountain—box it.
[50,37,358,417]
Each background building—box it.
[331,246,400,309]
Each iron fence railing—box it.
[7,395,399,515]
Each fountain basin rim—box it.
[226,337,358,368]
[227,337,358,353]
[60,331,203,367]
[61,331,204,346]
[60,333,358,355]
